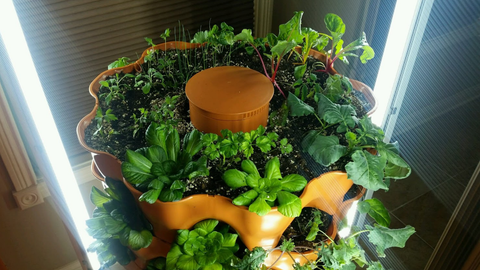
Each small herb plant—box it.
[166,219,239,270]
[93,107,117,137]
[201,125,292,168]
[222,157,307,217]
[86,177,153,269]
[122,123,208,203]
[108,56,132,70]
[99,73,135,105]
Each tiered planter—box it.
[77,42,376,270]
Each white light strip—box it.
[0,1,98,269]
[371,0,421,127]
[338,201,359,238]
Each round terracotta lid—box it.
[185,66,274,117]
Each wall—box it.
[0,155,77,270]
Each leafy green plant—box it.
[108,56,132,70]
[235,12,304,98]
[166,219,239,270]
[222,157,307,217]
[201,125,292,168]
[315,13,375,74]
[288,92,411,191]
[293,71,322,101]
[86,177,153,269]
[99,73,135,105]
[93,107,118,137]
[135,67,164,94]
[122,124,208,203]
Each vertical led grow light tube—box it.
[370,0,423,128]
[0,1,99,269]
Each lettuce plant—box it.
[166,219,239,270]
[122,123,208,203]
[222,157,307,217]
[86,177,153,269]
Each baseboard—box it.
[54,260,83,270]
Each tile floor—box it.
[360,155,477,269]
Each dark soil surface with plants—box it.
[84,44,370,201]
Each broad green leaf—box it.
[125,150,152,173]
[278,11,304,43]
[360,45,375,64]
[165,129,180,162]
[121,162,153,184]
[223,169,248,189]
[241,160,260,178]
[195,219,219,234]
[166,244,183,269]
[139,189,161,204]
[280,174,307,192]
[255,136,273,153]
[366,224,415,257]
[345,150,388,191]
[183,129,203,157]
[377,142,411,179]
[277,191,302,217]
[358,198,391,227]
[302,135,347,166]
[324,13,345,46]
[234,29,254,44]
[294,64,307,80]
[128,229,153,250]
[316,93,337,117]
[90,186,112,208]
[265,157,282,180]
[177,230,190,245]
[222,233,238,248]
[287,92,315,116]
[159,188,183,202]
[177,254,198,270]
[323,104,357,132]
[271,40,297,58]
[232,190,258,206]
[249,196,271,216]
[146,145,167,164]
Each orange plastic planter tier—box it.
[77,42,375,270]
[185,66,274,135]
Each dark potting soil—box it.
[84,44,367,200]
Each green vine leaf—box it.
[366,224,415,257]
[357,198,391,227]
[345,150,388,191]
[302,134,347,166]
[287,92,315,116]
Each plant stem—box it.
[266,249,284,270]
[347,230,369,239]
